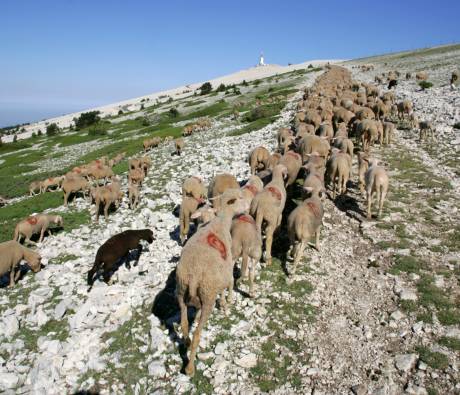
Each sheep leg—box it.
[292,241,306,275]
[25,237,37,246]
[104,202,110,221]
[248,259,256,298]
[378,185,388,218]
[366,190,373,219]
[241,251,249,279]
[8,268,16,287]
[178,292,191,347]
[265,224,275,266]
[95,201,100,222]
[39,227,46,243]
[185,301,213,377]
[14,267,21,282]
[219,292,228,315]
[227,277,234,305]
[315,226,321,250]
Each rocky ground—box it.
[0,47,459,395]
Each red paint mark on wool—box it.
[27,217,38,225]
[243,184,258,196]
[206,232,227,260]
[237,214,255,224]
[306,201,321,219]
[267,186,282,200]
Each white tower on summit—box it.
[258,52,265,66]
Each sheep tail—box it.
[187,280,201,309]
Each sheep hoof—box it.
[184,337,191,348]
[185,363,195,377]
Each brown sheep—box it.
[287,187,324,274]
[397,100,413,119]
[14,214,63,245]
[0,241,42,287]
[419,120,435,141]
[176,189,248,376]
[248,146,270,175]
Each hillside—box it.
[0,45,459,395]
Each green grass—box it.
[438,336,460,351]
[389,255,425,275]
[415,346,449,370]
[183,99,207,107]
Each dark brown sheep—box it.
[87,229,154,287]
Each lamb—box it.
[364,159,389,219]
[128,168,145,186]
[325,149,351,198]
[179,196,203,245]
[287,187,324,274]
[248,146,270,175]
[62,176,90,206]
[175,138,185,155]
[277,128,293,151]
[0,241,42,287]
[41,176,64,192]
[176,189,248,376]
[231,213,262,297]
[14,214,63,245]
[29,181,43,196]
[87,229,154,286]
[397,100,413,119]
[415,71,428,81]
[382,122,395,145]
[182,176,206,202]
[128,183,140,209]
[419,120,435,141]
[208,173,239,209]
[94,180,124,222]
[357,151,369,193]
[250,164,288,266]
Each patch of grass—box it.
[400,300,418,313]
[389,255,424,275]
[438,336,460,351]
[427,387,438,395]
[415,346,449,370]
[229,117,277,136]
[437,309,460,325]
[416,311,433,324]
[183,99,206,108]
[417,275,452,311]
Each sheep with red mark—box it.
[176,189,249,376]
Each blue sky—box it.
[1,0,459,127]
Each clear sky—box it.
[1,0,459,127]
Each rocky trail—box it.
[0,53,459,395]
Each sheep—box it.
[128,183,140,209]
[29,181,43,196]
[208,173,239,209]
[304,109,322,129]
[175,138,184,156]
[88,165,114,185]
[373,101,389,121]
[382,122,395,145]
[364,159,389,219]
[268,152,282,170]
[14,214,63,245]
[128,168,145,186]
[41,176,64,193]
[406,72,412,80]
[397,100,413,119]
[62,176,90,206]
[250,164,288,266]
[451,70,459,86]
[325,149,351,199]
[387,79,398,90]
[317,122,334,140]
[419,120,435,141]
[143,137,161,152]
[355,119,380,151]
[176,189,248,376]
[409,113,419,129]
[333,136,354,161]
[416,71,428,81]
[182,176,206,201]
[140,156,152,176]
[302,163,325,199]
[0,241,42,287]
[299,135,330,164]
[231,213,262,297]
[241,175,264,209]
[129,158,142,171]
[287,187,324,274]
[87,229,154,286]
[179,196,203,245]
[296,122,315,138]
[277,128,293,151]
[94,181,124,222]
[279,150,302,188]
[248,146,270,175]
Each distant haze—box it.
[1,0,459,127]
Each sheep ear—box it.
[190,211,202,219]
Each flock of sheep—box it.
[1,63,455,379]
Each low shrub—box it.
[419,81,433,90]
[46,123,59,136]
